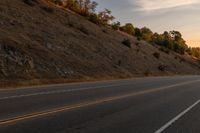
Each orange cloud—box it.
[135,0,199,11]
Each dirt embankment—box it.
[0,0,200,88]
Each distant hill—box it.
[0,0,200,88]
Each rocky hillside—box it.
[0,0,200,88]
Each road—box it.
[0,76,200,133]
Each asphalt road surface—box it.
[1,76,200,133]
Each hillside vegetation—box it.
[0,0,200,88]
[49,0,200,57]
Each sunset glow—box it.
[96,0,200,47]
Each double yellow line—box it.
[0,79,199,126]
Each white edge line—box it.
[154,99,200,133]
[1,80,200,100]
[0,83,131,100]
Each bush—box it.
[88,13,99,24]
[153,52,160,59]
[118,60,122,66]
[68,22,74,27]
[179,58,185,63]
[135,42,139,46]
[122,39,131,48]
[23,0,38,6]
[78,26,89,35]
[41,6,54,13]
[159,47,170,54]
[102,29,108,34]
[144,69,151,76]
[158,64,166,71]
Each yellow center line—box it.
[0,79,199,126]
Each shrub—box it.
[23,0,38,6]
[144,69,151,76]
[179,58,185,63]
[158,64,166,71]
[102,29,108,34]
[153,52,160,59]
[135,42,139,46]
[118,60,122,66]
[122,39,131,48]
[159,47,170,54]
[174,56,178,59]
[78,26,89,35]
[41,6,54,13]
[68,22,74,27]
[88,13,99,24]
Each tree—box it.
[63,0,79,11]
[98,9,115,25]
[112,21,121,30]
[161,31,173,49]
[120,23,135,35]
[88,13,99,24]
[71,0,98,16]
[62,0,97,16]
[169,31,188,54]
[169,31,182,41]
[191,47,200,58]
[91,1,98,12]
[82,0,97,16]
[78,0,84,10]
[140,27,153,42]
[48,0,115,25]
[134,28,142,38]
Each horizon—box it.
[96,0,200,47]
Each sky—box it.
[95,0,200,47]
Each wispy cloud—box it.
[134,0,199,11]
